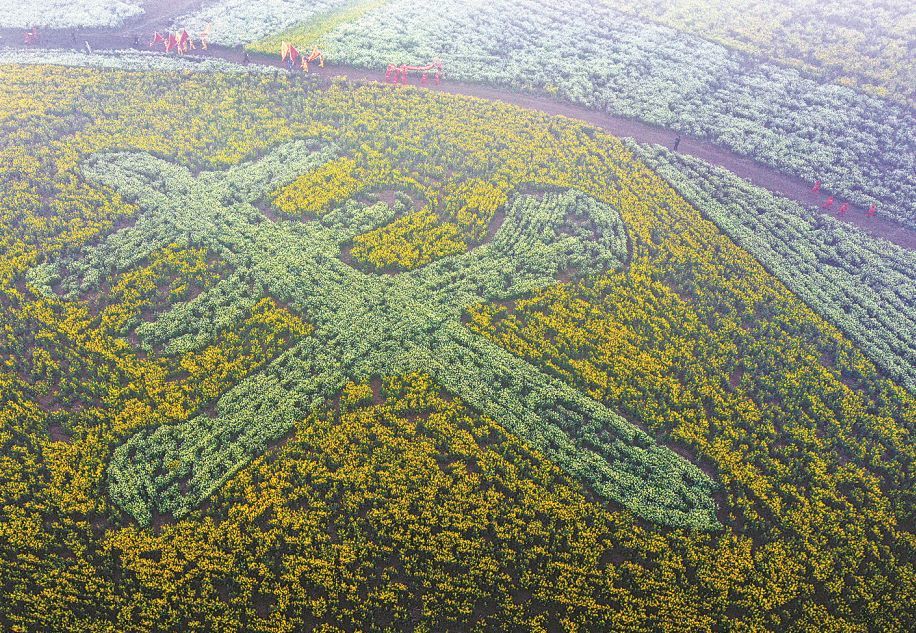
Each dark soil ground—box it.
[2,0,913,250]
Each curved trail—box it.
[4,24,914,250]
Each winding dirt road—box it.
[3,9,913,251]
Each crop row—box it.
[0,48,273,73]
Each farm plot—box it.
[0,65,912,630]
[270,0,916,228]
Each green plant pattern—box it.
[39,142,718,530]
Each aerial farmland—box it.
[0,1,913,630]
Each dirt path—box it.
[3,11,913,250]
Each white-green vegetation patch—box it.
[39,141,719,532]
[0,48,274,73]
[174,0,352,46]
[0,0,142,28]
[634,142,916,394]
[310,0,916,229]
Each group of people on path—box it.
[812,181,877,218]
[670,135,878,222]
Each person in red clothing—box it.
[867,203,877,217]
[838,202,849,215]
[821,196,835,209]
[812,180,821,192]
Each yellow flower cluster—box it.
[350,206,466,270]
[105,373,687,631]
[271,151,508,271]
[273,156,362,216]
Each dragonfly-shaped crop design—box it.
[43,140,719,530]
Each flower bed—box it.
[0,65,912,630]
